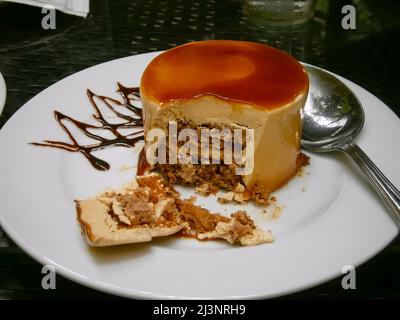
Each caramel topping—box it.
[141,40,308,110]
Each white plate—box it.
[0,72,6,115]
[0,52,399,299]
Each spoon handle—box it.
[340,142,400,227]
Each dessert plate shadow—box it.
[0,52,399,299]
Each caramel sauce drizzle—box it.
[31,83,144,171]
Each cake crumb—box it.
[272,206,282,218]
[234,183,246,193]
[195,183,218,196]
[217,188,252,205]
[218,191,234,204]
[187,195,197,203]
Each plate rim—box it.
[0,72,6,116]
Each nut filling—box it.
[146,120,309,206]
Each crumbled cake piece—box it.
[115,188,153,225]
[76,173,273,247]
[298,153,310,167]
[296,153,310,177]
[250,183,271,206]
[198,211,273,245]
[177,200,230,234]
[144,119,310,207]
[218,191,234,204]
[76,199,185,246]
[217,183,251,204]
[187,195,197,203]
[76,174,187,246]
[156,163,242,193]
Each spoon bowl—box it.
[302,64,364,151]
[301,64,400,226]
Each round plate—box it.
[0,52,398,299]
[0,72,6,115]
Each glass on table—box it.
[243,0,316,27]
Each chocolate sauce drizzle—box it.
[31,83,144,171]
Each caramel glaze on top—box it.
[141,40,309,110]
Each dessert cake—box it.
[76,174,273,246]
[140,40,309,203]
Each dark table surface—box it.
[0,0,399,299]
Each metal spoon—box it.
[301,64,400,227]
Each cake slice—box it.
[76,175,185,246]
[76,174,273,246]
[140,40,309,204]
